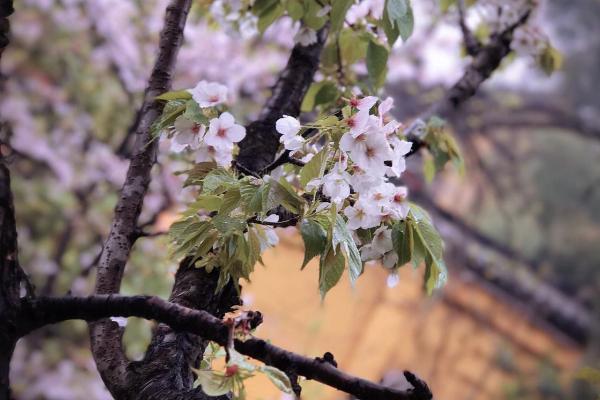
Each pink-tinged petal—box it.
[208,118,221,135]
[394,140,413,155]
[226,124,246,142]
[219,112,235,128]
[358,96,378,111]
[378,97,394,116]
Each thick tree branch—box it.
[17,294,432,400]
[89,0,192,396]
[236,26,329,173]
[418,10,530,122]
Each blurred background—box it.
[1,0,599,399]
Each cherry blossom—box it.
[343,199,382,230]
[387,139,412,177]
[189,80,229,108]
[170,116,205,153]
[344,108,370,137]
[276,115,304,150]
[321,168,352,205]
[349,95,378,111]
[204,112,246,148]
[195,143,233,167]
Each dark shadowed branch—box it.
[16,294,432,400]
[88,0,193,397]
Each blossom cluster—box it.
[275,94,414,283]
[168,81,246,167]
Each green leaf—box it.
[392,220,413,267]
[192,230,219,262]
[212,215,247,235]
[366,38,389,88]
[202,168,238,194]
[180,162,217,187]
[382,5,400,45]
[409,214,447,293]
[285,0,304,19]
[151,101,186,137]
[314,81,340,107]
[332,215,362,284]
[300,218,328,268]
[303,0,327,30]
[301,81,324,112]
[397,5,414,42]
[266,179,305,214]
[331,0,353,31]
[183,99,209,125]
[319,245,346,299]
[195,370,232,396]
[193,195,223,212]
[255,0,285,33]
[423,255,448,295]
[219,188,241,215]
[299,146,328,187]
[386,0,409,22]
[155,90,192,101]
[260,366,294,394]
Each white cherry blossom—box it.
[204,112,246,148]
[387,139,412,177]
[170,116,205,153]
[195,143,233,167]
[189,80,228,108]
[349,95,378,111]
[321,167,352,205]
[344,108,370,137]
[343,199,382,230]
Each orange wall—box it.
[240,233,582,400]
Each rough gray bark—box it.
[89,0,193,397]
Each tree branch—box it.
[89,0,193,396]
[236,26,329,173]
[17,294,432,400]
[418,10,531,122]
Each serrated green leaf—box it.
[301,81,325,112]
[392,220,413,267]
[261,366,293,394]
[397,4,414,42]
[382,5,400,45]
[151,101,186,136]
[386,0,409,22]
[202,168,238,194]
[255,0,284,33]
[212,215,247,235]
[286,0,304,19]
[314,81,340,107]
[183,99,209,125]
[303,0,327,30]
[332,215,362,283]
[331,0,353,31]
[192,230,219,262]
[219,188,241,215]
[366,38,389,88]
[300,218,328,268]
[155,90,192,101]
[319,245,346,299]
[193,195,223,212]
[266,179,305,214]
